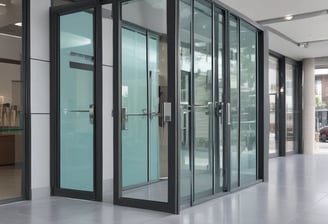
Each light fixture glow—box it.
[284,15,293,20]
[14,22,22,27]
[315,69,328,75]
[298,42,308,48]
[0,3,6,6]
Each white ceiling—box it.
[219,0,328,60]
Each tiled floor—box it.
[1,154,328,224]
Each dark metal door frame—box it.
[50,1,103,201]
[113,0,179,214]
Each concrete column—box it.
[302,58,315,154]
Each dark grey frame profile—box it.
[0,0,31,204]
[23,0,32,202]
[50,1,103,201]
[113,0,179,214]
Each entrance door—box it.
[115,0,178,213]
[179,0,226,205]
[51,5,102,200]
[120,25,166,199]
[121,28,162,188]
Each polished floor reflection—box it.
[2,154,328,223]
[122,181,168,202]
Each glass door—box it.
[115,0,177,213]
[120,25,167,201]
[286,63,296,153]
[269,56,279,156]
[51,4,102,200]
[193,0,213,201]
[179,0,226,206]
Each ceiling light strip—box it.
[257,9,328,25]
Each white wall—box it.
[30,0,51,198]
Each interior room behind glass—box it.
[0,0,24,200]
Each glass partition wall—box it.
[178,0,261,208]
[51,0,265,214]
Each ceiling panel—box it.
[268,15,328,42]
[219,0,328,60]
[218,0,328,21]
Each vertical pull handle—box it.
[226,103,231,126]
[121,107,128,130]
[89,104,94,125]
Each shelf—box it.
[0,127,23,133]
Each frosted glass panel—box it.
[121,28,148,187]
[148,36,160,182]
[120,0,168,203]
[59,10,94,191]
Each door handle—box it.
[89,104,94,125]
[122,107,127,130]
[226,103,231,126]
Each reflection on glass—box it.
[286,63,295,152]
[229,16,239,189]
[121,28,148,187]
[269,56,279,155]
[0,0,23,201]
[239,22,257,185]
[216,11,224,191]
[179,0,192,204]
[193,0,213,200]
[59,10,94,191]
[121,0,168,202]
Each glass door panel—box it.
[286,63,295,153]
[59,10,95,192]
[215,11,224,191]
[121,28,148,187]
[179,0,192,205]
[239,22,257,185]
[193,0,213,200]
[269,94,278,154]
[148,35,161,182]
[120,0,168,203]
[229,15,239,189]
[269,56,279,155]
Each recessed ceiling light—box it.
[0,3,6,6]
[284,15,293,20]
[14,22,22,27]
